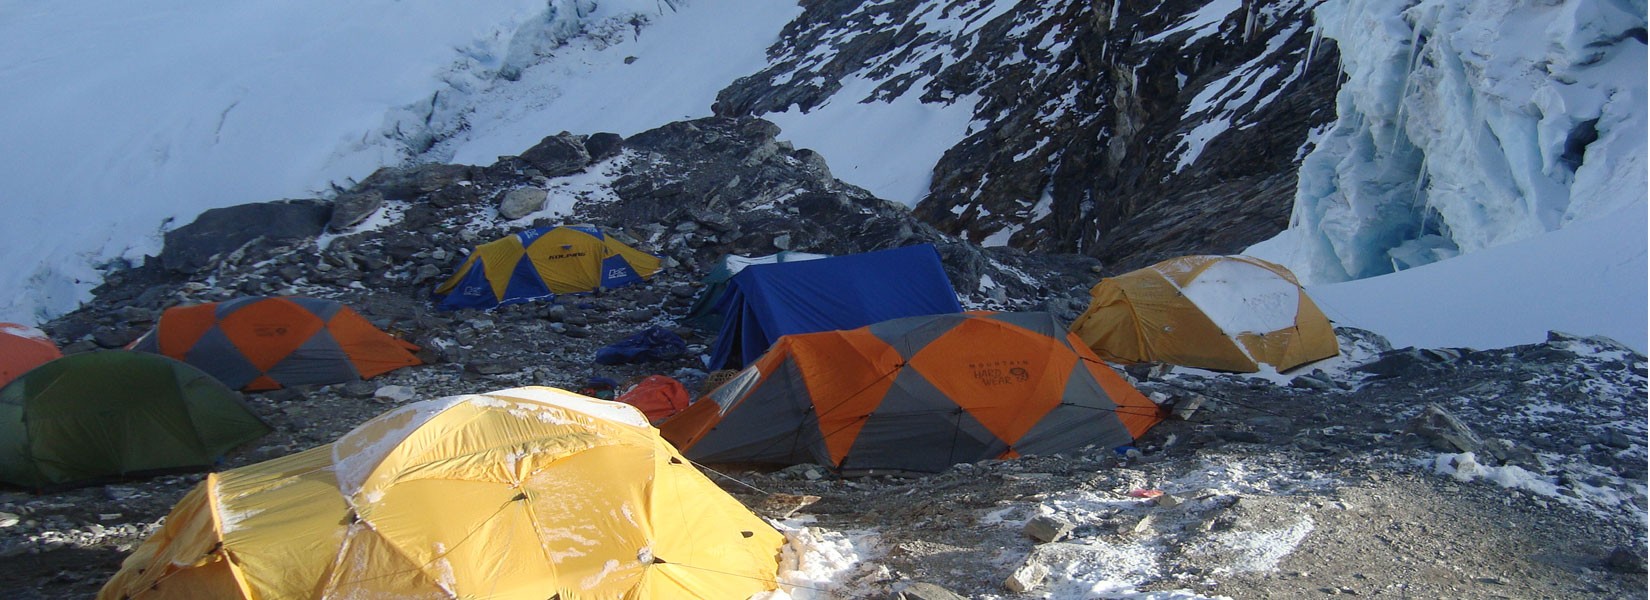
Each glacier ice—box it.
[1268,0,1647,283]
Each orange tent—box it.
[662,311,1164,474]
[0,323,60,388]
[616,375,692,423]
[130,297,421,391]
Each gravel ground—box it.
[1,322,1643,599]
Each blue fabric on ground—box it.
[595,326,688,366]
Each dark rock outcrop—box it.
[713,0,1340,273]
[159,200,330,273]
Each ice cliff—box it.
[1270,0,1646,283]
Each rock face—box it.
[713,0,1339,272]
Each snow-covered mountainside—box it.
[714,0,1340,270]
[1260,0,1647,283]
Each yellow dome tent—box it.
[1069,255,1339,373]
[100,387,783,600]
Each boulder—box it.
[1408,404,1484,454]
[896,582,968,600]
[1004,556,1049,593]
[1023,514,1074,543]
[499,188,549,220]
[519,132,591,177]
[584,132,624,162]
[356,164,473,200]
[328,189,385,231]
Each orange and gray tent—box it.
[662,312,1165,474]
[130,296,421,391]
[1069,255,1339,373]
[100,386,783,600]
[0,351,270,489]
[0,323,60,388]
[434,224,662,309]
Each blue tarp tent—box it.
[705,244,963,370]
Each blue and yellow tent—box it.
[434,225,661,310]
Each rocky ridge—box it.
[714,0,1339,271]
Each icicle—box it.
[1412,153,1433,237]
[1391,8,1434,158]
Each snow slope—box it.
[0,0,801,324]
[0,0,542,320]
[1300,201,1648,353]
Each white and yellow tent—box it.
[100,387,782,600]
[1069,255,1339,373]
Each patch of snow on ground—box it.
[969,456,1336,599]
[765,82,981,207]
[1203,515,1314,574]
[317,200,411,251]
[1429,452,1562,497]
[1428,451,1646,520]
[982,223,1024,247]
[759,518,882,600]
[1144,0,1242,46]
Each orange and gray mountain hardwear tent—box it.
[1069,255,1339,373]
[434,224,662,310]
[0,352,269,489]
[0,323,60,388]
[100,386,782,600]
[662,312,1164,474]
[130,296,421,391]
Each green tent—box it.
[0,352,271,489]
[683,251,828,330]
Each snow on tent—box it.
[705,244,963,370]
[663,312,1166,474]
[0,322,61,388]
[0,352,270,489]
[1069,255,1339,373]
[434,224,662,310]
[99,386,783,600]
[682,251,828,330]
[129,296,422,391]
